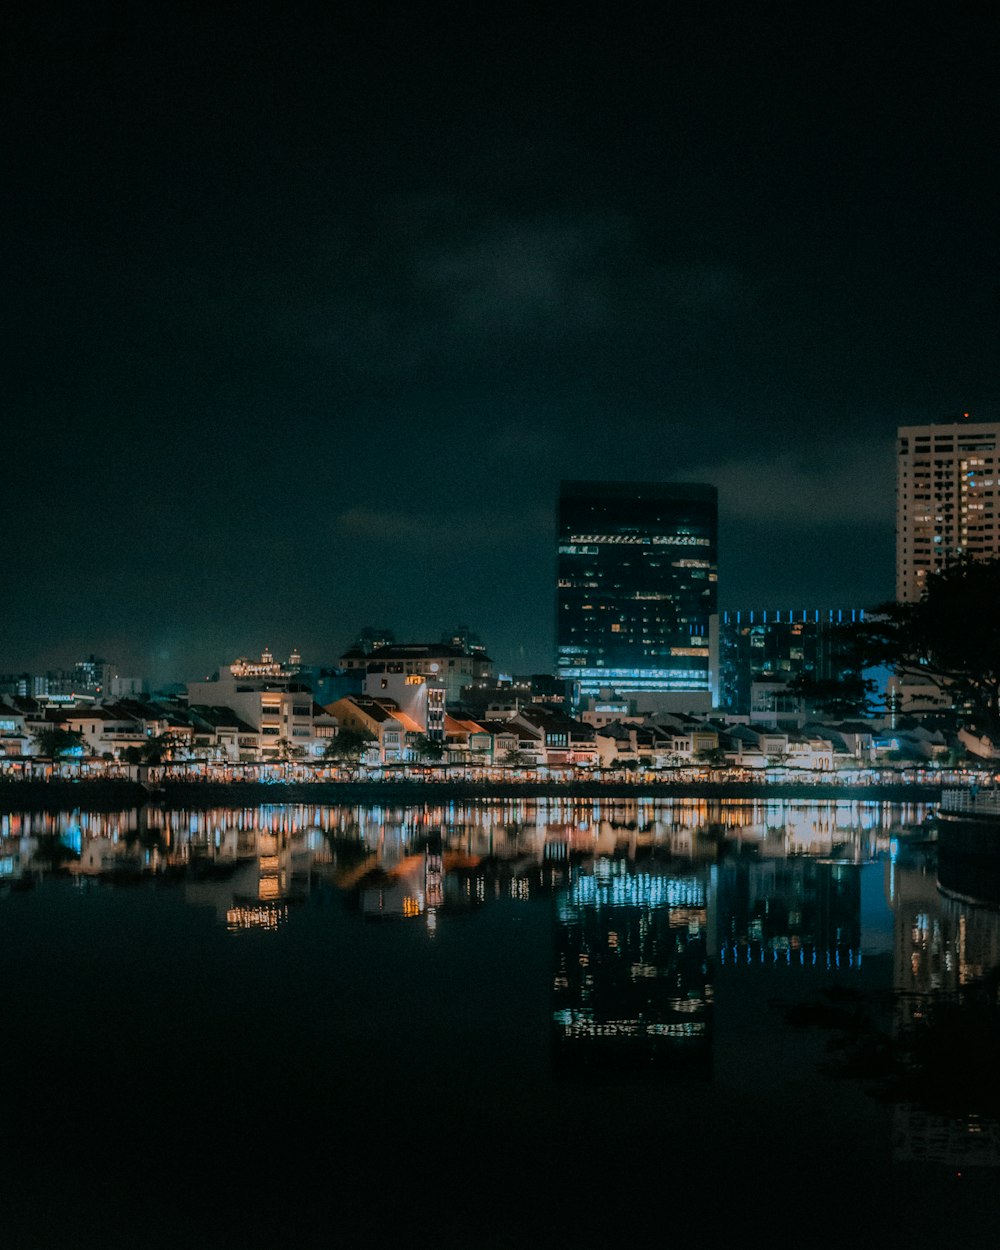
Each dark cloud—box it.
[2,2,998,681]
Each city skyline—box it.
[5,5,998,683]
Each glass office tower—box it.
[555,480,718,704]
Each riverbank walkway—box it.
[0,775,946,810]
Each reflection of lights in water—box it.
[568,870,704,911]
[718,942,860,969]
[551,1012,707,1038]
[426,909,437,935]
[226,904,287,931]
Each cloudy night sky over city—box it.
[4,3,998,684]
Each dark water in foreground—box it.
[2,796,998,1247]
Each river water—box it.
[2,796,998,1246]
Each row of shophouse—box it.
[0,641,974,777]
[0,690,957,779]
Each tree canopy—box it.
[411,733,445,761]
[324,727,375,762]
[853,557,1000,735]
[788,672,878,720]
[32,727,85,759]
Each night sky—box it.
[5,3,998,684]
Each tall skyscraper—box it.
[896,419,1000,602]
[555,480,717,711]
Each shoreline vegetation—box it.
[0,776,945,811]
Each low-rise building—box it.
[443,715,493,766]
[325,695,407,764]
[341,641,493,704]
[0,700,32,757]
[187,706,261,761]
[360,671,446,742]
[507,705,597,770]
[187,658,331,759]
[476,719,542,768]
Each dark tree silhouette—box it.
[324,727,375,764]
[411,734,445,762]
[853,557,1000,735]
[32,727,85,758]
[788,673,879,719]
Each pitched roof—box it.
[445,714,487,736]
[328,696,400,726]
[477,719,523,737]
[188,705,259,735]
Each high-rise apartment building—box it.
[897,420,1000,602]
[555,480,717,711]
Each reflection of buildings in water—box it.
[888,854,1000,1013]
[715,858,864,971]
[177,857,299,931]
[551,859,712,1068]
[936,812,1000,909]
[707,799,933,862]
[226,901,289,932]
[359,854,431,922]
[169,817,319,931]
[0,798,936,889]
[892,1103,1000,1170]
[0,800,943,957]
[890,855,954,996]
[887,853,1000,1169]
[356,835,570,931]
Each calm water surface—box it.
[2,796,998,1247]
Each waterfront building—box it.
[475,718,543,767]
[61,705,162,758]
[340,641,493,705]
[555,480,718,714]
[324,695,408,764]
[227,647,301,680]
[896,418,1000,602]
[186,705,261,761]
[0,700,31,756]
[186,656,334,759]
[645,713,721,765]
[442,714,493,766]
[0,674,31,697]
[70,655,114,696]
[360,670,446,742]
[592,721,658,771]
[506,704,598,770]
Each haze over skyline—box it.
[4,3,998,684]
